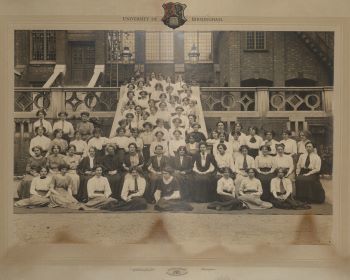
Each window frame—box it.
[29,30,56,64]
[106,31,136,64]
[245,31,267,51]
[145,31,174,64]
[184,31,213,63]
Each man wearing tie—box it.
[295,141,325,204]
[270,168,310,209]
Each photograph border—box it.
[1,1,349,271]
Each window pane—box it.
[184,32,212,62]
[160,32,174,61]
[246,31,255,49]
[31,30,45,60]
[255,31,265,49]
[145,32,160,61]
[45,30,56,60]
[107,31,135,62]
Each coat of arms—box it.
[162,2,187,29]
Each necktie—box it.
[40,119,43,127]
[305,154,311,168]
[243,155,248,170]
[61,120,64,131]
[280,179,286,194]
[134,177,138,192]
[250,136,256,143]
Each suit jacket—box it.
[193,153,217,172]
[123,152,144,168]
[100,154,123,172]
[77,156,101,175]
[170,155,193,174]
[147,155,170,172]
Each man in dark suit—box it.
[170,146,194,201]
[146,145,170,203]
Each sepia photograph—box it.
[12,29,334,245]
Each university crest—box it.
[162,2,187,29]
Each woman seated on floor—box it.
[207,168,246,211]
[154,166,193,212]
[270,168,311,210]
[49,164,90,210]
[15,167,52,208]
[295,141,325,204]
[101,167,148,211]
[85,165,117,209]
[17,145,47,199]
[238,168,273,209]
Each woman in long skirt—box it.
[234,145,256,194]
[270,168,311,209]
[49,164,89,210]
[18,145,47,199]
[76,146,101,202]
[238,168,273,209]
[101,167,148,211]
[192,142,217,203]
[15,167,51,207]
[207,168,246,211]
[295,141,325,204]
[64,144,81,196]
[100,144,124,199]
[154,167,193,212]
[255,145,275,201]
[85,165,117,208]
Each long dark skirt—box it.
[192,173,217,203]
[270,196,311,210]
[256,171,274,202]
[154,198,193,212]
[105,173,123,199]
[17,176,34,199]
[101,197,148,211]
[77,174,94,202]
[144,173,162,203]
[207,194,245,211]
[295,172,325,204]
[173,173,193,201]
[142,145,151,168]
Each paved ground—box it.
[11,179,333,246]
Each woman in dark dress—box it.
[17,146,47,199]
[295,141,325,204]
[154,167,193,212]
[100,144,124,199]
[122,142,145,173]
[192,142,217,203]
[76,146,101,202]
[255,145,276,201]
[170,146,194,201]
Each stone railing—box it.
[199,86,333,119]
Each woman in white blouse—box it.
[238,168,273,209]
[207,168,246,211]
[279,130,297,158]
[214,143,235,177]
[295,141,325,204]
[169,130,186,157]
[234,145,256,193]
[64,144,81,196]
[29,126,51,157]
[149,131,169,157]
[15,166,52,207]
[87,128,109,158]
[245,126,263,159]
[85,165,117,209]
[255,145,276,201]
[273,143,295,182]
[260,130,278,156]
[70,131,88,157]
[33,109,52,136]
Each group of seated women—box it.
[15,73,326,212]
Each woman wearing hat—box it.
[29,126,51,157]
[17,145,47,199]
[192,142,217,203]
[139,122,154,164]
[255,145,276,201]
[154,166,193,212]
[33,109,52,136]
[76,111,94,141]
[150,130,169,157]
[52,111,75,142]
[207,168,246,211]
[238,168,273,209]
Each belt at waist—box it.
[243,190,258,194]
[128,190,138,195]
[35,190,49,196]
[94,190,104,194]
[284,152,291,155]
[276,191,287,196]
[259,167,272,172]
